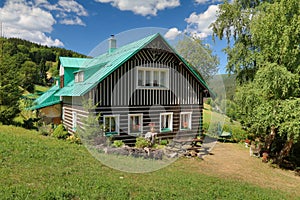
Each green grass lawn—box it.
[0,125,292,199]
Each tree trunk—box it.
[274,139,294,166]
[265,125,276,152]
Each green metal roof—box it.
[59,57,92,68]
[30,85,60,110]
[54,33,211,97]
[56,33,159,97]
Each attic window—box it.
[137,67,169,89]
[75,71,84,82]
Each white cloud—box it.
[58,0,88,16]
[0,0,63,46]
[60,16,86,26]
[0,0,88,47]
[164,28,182,40]
[95,0,180,16]
[194,0,223,4]
[185,4,219,39]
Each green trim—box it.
[105,132,118,137]
[160,128,172,132]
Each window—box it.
[75,71,84,82]
[72,112,77,131]
[128,114,143,135]
[137,67,169,88]
[180,112,192,130]
[104,115,119,136]
[160,112,173,132]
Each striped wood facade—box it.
[62,37,205,139]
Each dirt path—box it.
[195,142,300,197]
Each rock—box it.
[153,149,163,160]
[168,152,178,158]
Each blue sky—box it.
[0,0,228,73]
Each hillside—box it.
[0,37,86,91]
[209,74,237,101]
[0,125,298,199]
[0,37,87,124]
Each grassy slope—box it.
[203,103,247,141]
[0,125,292,199]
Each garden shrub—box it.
[52,124,69,139]
[112,140,124,148]
[135,137,150,148]
[160,139,168,145]
[38,123,53,136]
[66,133,81,144]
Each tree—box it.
[213,0,300,167]
[21,61,37,93]
[176,36,219,81]
[0,55,22,124]
[250,0,300,73]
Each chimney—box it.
[109,34,116,53]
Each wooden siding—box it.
[62,103,203,141]
[94,38,204,107]
[62,104,88,134]
[95,105,203,137]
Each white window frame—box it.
[137,67,169,89]
[180,112,192,131]
[128,114,143,136]
[75,71,84,83]
[160,112,173,132]
[103,115,120,135]
[72,111,77,131]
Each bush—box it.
[112,140,125,148]
[66,133,81,144]
[135,137,150,148]
[206,98,212,105]
[160,139,168,145]
[52,124,69,139]
[38,123,53,136]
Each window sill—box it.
[180,128,191,131]
[137,86,169,90]
[160,128,172,132]
[129,132,142,136]
[105,132,118,136]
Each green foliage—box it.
[112,140,125,148]
[38,123,53,136]
[52,124,69,139]
[66,133,82,144]
[20,61,37,93]
[77,98,103,144]
[0,54,22,124]
[175,36,219,81]
[213,0,300,163]
[250,0,300,73]
[160,139,168,145]
[0,37,86,125]
[205,98,212,106]
[135,137,150,148]
[211,0,259,81]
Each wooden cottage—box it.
[33,33,211,142]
